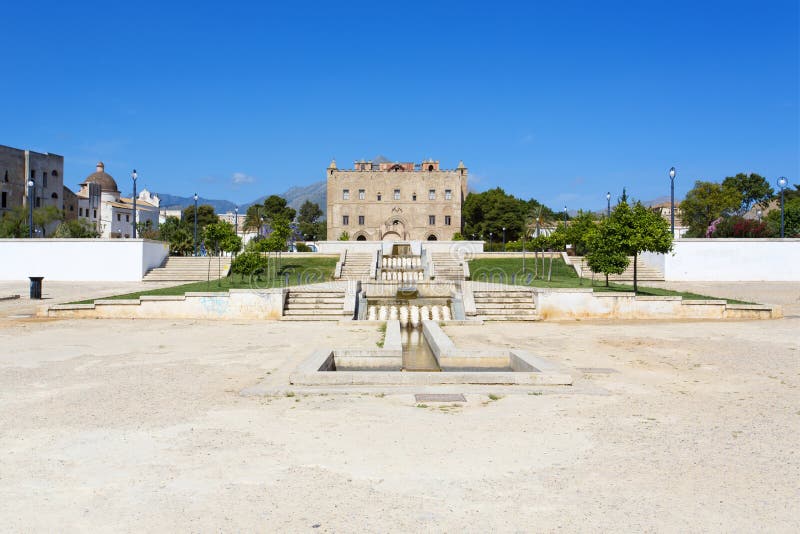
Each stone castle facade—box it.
[0,144,66,221]
[326,158,467,241]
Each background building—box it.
[76,162,160,238]
[326,158,468,241]
[0,145,65,229]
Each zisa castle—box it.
[326,157,468,241]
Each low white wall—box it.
[44,289,287,319]
[644,239,800,282]
[0,239,168,281]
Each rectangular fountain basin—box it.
[289,321,573,386]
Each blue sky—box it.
[3,0,798,210]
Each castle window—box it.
[35,197,41,208]
[30,170,36,178]
[412,193,417,201]
[52,170,58,177]
[445,189,452,200]
[126,214,130,222]
[43,172,48,188]
[393,189,400,200]
[377,193,382,201]
[79,207,83,217]
[428,165,434,171]
[1,192,6,208]
[117,214,121,221]
[428,215,436,225]
[93,209,97,218]
[358,215,365,225]
[342,215,349,225]
[428,189,436,200]
[3,170,8,182]
[342,189,350,200]
[51,192,58,199]
[358,189,365,200]
[445,215,452,226]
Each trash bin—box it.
[29,276,44,299]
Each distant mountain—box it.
[245,180,327,214]
[150,180,328,215]
[156,193,238,213]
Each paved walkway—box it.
[0,280,177,318]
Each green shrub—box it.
[230,252,268,276]
[295,242,312,252]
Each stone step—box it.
[473,293,533,298]
[478,307,537,314]
[283,309,348,316]
[477,304,537,311]
[281,315,344,321]
[478,315,541,322]
[285,303,343,310]
[287,297,344,304]
[474,297,533,303]
[287,295,344,301]
[290,293,345,298]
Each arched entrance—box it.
[356,235,367,241]
[427,234,438,241]
[381,231,401,241]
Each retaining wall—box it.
[0,239,168,281]
[534,288,780,320]
[641,239,800,281]
[42,288,287,320]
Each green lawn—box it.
[73,256,338,303]
[467,257,750,303]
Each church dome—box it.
[82,162,119,192]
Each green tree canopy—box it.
[563,210,598,256]
[766,197,800,237]
[53,219,100,238]
[182,204,217,230]
[158,216,194,255]
[721,172,774,214]
[464,188,558,243]
[680,180,741,237]
[606,201,673,292]
[297,200,324,239]
[203,220,242,255]
[585,221,629,285]
[244,195,296,232]
[0,206,63,237]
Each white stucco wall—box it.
[642,239,800,282]
[0,239,168,281]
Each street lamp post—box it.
[131,169,138,238]
[193,193,199,256]
[234,206,239,236]
[27,178,34,238]
[563,206,567,227]
[606,192,611,217]
[489,232,493,251]
[756,209,763,222]
[502,227,506,252]
[777,176,788,238]
[669,167,676,237]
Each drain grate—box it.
[414,393,466,403]
[576,367,618,374]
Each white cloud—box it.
[231,172,255,185]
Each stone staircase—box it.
[143,256,231,282]
[282,286,349,321]
[473,287,539,321]
[568,256,664,282]
[431,253,465,282]
[339,252,373,281]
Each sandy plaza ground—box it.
[0,283,798,531]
